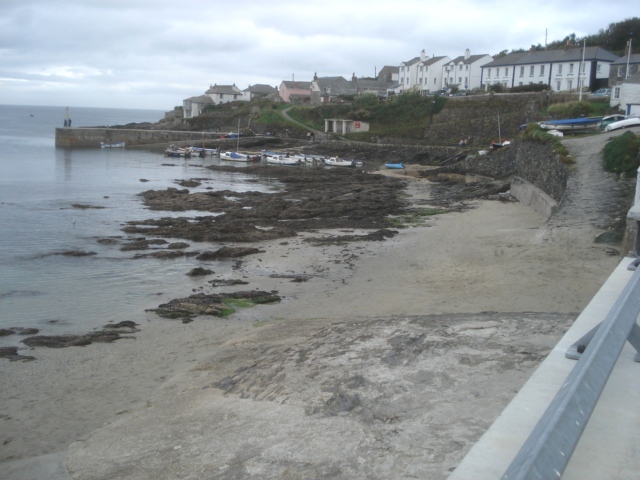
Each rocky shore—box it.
[0,132,633,479]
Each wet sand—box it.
[1,130,633,478]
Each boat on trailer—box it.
[539,117,602,132]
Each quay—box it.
[55,127,227,148]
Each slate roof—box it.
[401,56,421,66]
[314,76,358,96]
[422,56,448,66]
[185,95,213,103]
[483,46,618,68]
[611,53,640,65]
[448,54,490,65]
[281,80,312,90]
[205,84,242,95]
[244,84,278,94]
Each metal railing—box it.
[500,167,640,479]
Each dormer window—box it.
[325,86,331,93]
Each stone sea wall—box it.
[55,128,225,148]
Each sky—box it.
[0,0,636,111]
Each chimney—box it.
[352,72,356,82]
[465,49,470,59]
[313,72,318,81]
[420,49,426,61]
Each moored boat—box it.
[164,147,190,157]
[220,151,251,162]
[539,117,602,132]
[385,163,405,169]
[323,157,363,167]
[265,154,301,165]
[100,141,125,148]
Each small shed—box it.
[324,118,369,134]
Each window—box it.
[540,65,545,76]
[530,66,534,76]
[520,66,525,77]
[558,64,563,74]
[569,63,574,74]
[458,77,462,83]
[505,68,509,76]
[613,87,620,99]
[556,81,561,90]
[465,65,469,71]
[618,66,624,77]
[459,64,463,70]
[487,68,491,78]
[597,64,601,73]
[568,80,572,90]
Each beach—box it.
[1,127,634,479]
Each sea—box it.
[0,104,275,346]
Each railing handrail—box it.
[500,266,640,479]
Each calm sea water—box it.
[0,105,274,345]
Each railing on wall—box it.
[500,166,640,480]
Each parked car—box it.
[600,114,627,129]
[590,88,611,97]
[603,116,640,132]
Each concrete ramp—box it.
[510,176,557,220]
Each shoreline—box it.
[0,173,621,478]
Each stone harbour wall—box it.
[55,128,226,148]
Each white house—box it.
[481,46,618,92]
[182,95,213,119]
[611,72,640,116]
[205,84,243,105]
[399,51,450,93]
[442,50,492,91]
[242,84,279,102]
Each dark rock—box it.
[102,321,140,333]
[97,238,120,245]
[0,347,36,362]
[167,242,190,250]
[56,250,97,257]
[196,247,262,261]
[149,291,281,319]
[72,204,106,209]
[133,251,186,259]
[177,179,201,188]
[120,239,168,251]
[0,329,15,336]
[12,327,40,335]
[208,279,249,287]
[186,267,214,277]
[139,179,150,182]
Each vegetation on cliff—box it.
[603,131,640,177]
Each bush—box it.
[547,101,594,119]
[603,131,640,177]
[510,84,548,93]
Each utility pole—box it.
[626,33,633,79]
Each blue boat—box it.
[539,117,602,132]
[385,163,405,169]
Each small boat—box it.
[164,147,190,157]
[265,154,301,165]
[323,157,363,167]
[385,163,405,169]
[100,141,125,148]
[220,151,251,162]
[190,146,219,156]
[539,117,602,132]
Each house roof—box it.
[314,76,358,96]
[205,84,242,95]
[355,78,395,91]
[281,80,312,90]
[185,95,213,103]
[244,84,278,94]
[401,56,421,66]
[378,66,398,76]
[611,53,640,65]
[448,54,491,65]
[422,56,448,66]
[483,46,619,68]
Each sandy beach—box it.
[0,133,629,479]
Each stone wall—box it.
[420,139,568,203]
[55,128,228,148]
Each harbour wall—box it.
[55,128,228,148]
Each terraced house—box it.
[398,50,450,93]
[481,46,618,92]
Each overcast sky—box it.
[0,0,635,111]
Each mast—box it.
[236,119,240,151]
[579,39,586,101]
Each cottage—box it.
[182,95,213,119]
[242,84,279,102]
[482,46,618,92]
[278,80,312,103]
[399,50,450,94]
[442,50,492,91]
[204,84,243,105]
[310,74,357,105]
[611,71,640,116]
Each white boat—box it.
[265,154,301,165]
[190,146,219,156]
[538,117,602,132]
[220,151,251,162]
[323,157,363,167]
[100,141,125,148]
